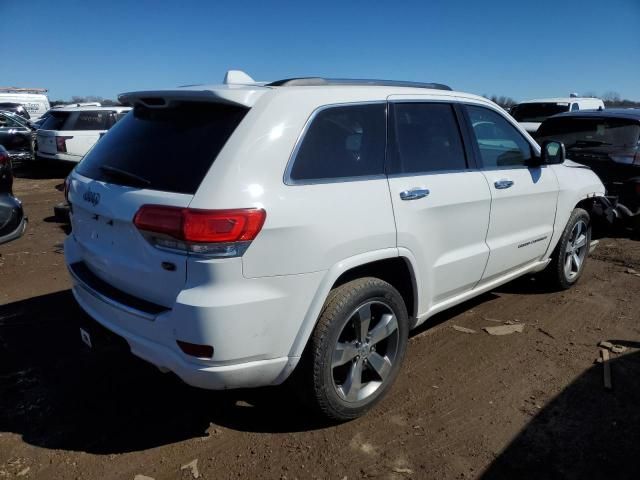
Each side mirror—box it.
[541,140,566,165]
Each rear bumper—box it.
[8,150,33,163]
[72,281,294,389]
[0,212,27,245]
[36,151,82,163]
[0,194,27,245]
[64,234,324,390]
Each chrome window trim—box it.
[283,101,387,186]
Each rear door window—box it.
[75,102,248,195]
[288,103,386,183]
[388,102,467,174]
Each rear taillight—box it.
[56,136,73,153]
[0,151,9,166]
[133,205,266,257]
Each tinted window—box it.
[389,103,466,174]
[76,102,248,194]
[467,105,532,168]
[289,104,386,182]
[40,111,69,130]
[511,102,570,123]
[0,113,24,129]
[538,117,640,148]
[66,111,113,130]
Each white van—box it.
[0,87,51,120]
[511,96,605,135]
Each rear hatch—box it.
[69,100,249,307]
[37,110,123,158]
[36,110,70,155]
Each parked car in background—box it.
[0,102,32,120]
[35,106,131,163]
[0,87,50,120]
[64,71,606,420]
[0,146,27,245]
[537,109,640,231]
[511,96,605,135]
[0,110,35,165]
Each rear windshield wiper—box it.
[565,139,612,148]
[99,165,151,187]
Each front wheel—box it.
[544,208,591,290]
[301,277,409,421]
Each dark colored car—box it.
[0,102,31,120]
[537,109,640,231]
[0,110,35,165]
[0,145,27,245]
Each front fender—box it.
[545,163,605,257]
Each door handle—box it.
[399,188,430,201]
[494,179,514,189]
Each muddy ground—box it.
[1,172,639,480]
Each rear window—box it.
[537,117,640,148]
[75,102,248,194]
[511,103,570,123]
[40,111,69,130]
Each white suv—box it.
[64,72,605,420]
[36,105,131,163]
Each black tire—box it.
[544,208,591,290]
[300,277,409,421]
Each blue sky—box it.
[2,0,639,101]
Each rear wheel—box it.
[301,277,409,421]
[544,208,591,290]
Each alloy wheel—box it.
[564,219,588,281]
[331,301,400,403]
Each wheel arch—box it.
[287,249,420,360]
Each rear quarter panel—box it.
[190,89,398,278]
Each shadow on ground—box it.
[13,162,72,180]
[481,347,640,480]
[0,290,332,455]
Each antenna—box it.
[223,70,256,85]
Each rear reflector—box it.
[133,205,266,257]
[176,340,214,359]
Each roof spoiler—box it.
[118,87,264,109]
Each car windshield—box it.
[511,103,570,123]
[537,117,640,148]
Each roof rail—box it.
[0,87,48,94]
[267,78,452,91]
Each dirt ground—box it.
[1,173,639,480]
